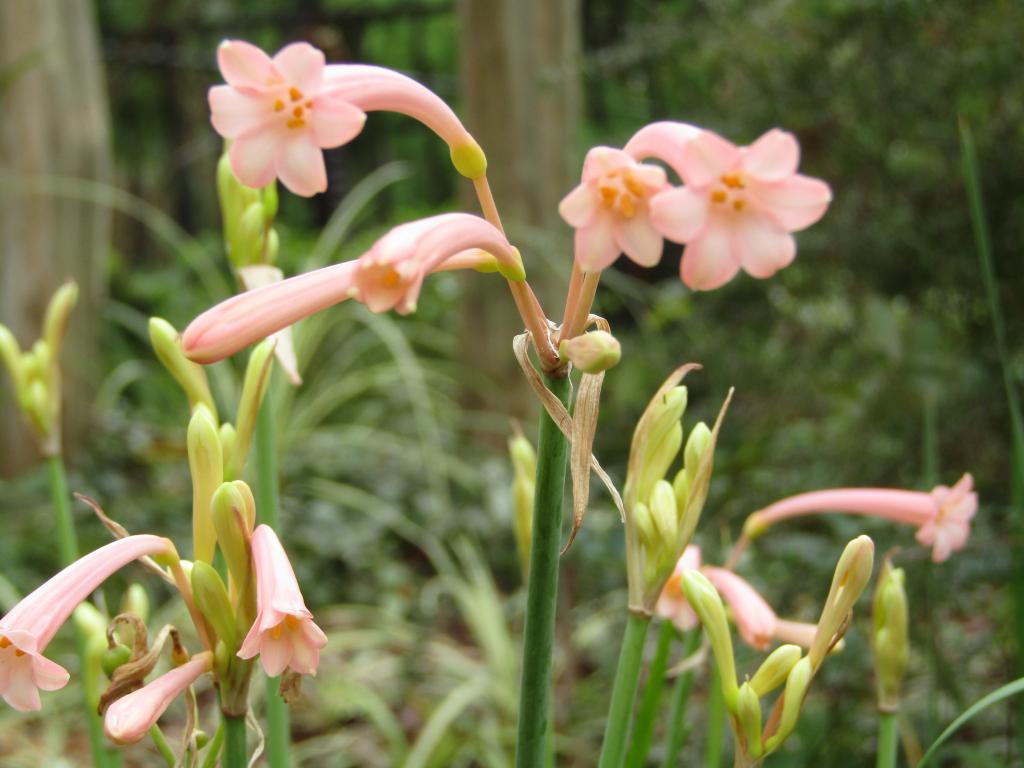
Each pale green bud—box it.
[261,180,278,221]
[671,467,690,513]
[648,480,678,545]
[559,330,621,374]
[264,227,280,265]
[102,644,132,678]
[228,340,274,479]
[736,681,763,759]
[149,317,218,419]
[219,422,238,480]
[633,501,657,547]
[30,340,51,381]
[191,561,241,651]
[682,422,711,488]
[750,644,802,696]
[872,561,908,712]
[680,570,738,710]
[450,139,488,179]
[509,433,536,579]
[0,325,21,385]
[73,601,107,639]
[212,482,254,594]
[188,404,223,564]
[495,246,527,282]
[42,281,78,357]
[26,379,50,435]
[631,384,687,504]
[764,657,813,753]
[119,584,150,623]
[236,201,267,267]
[810,535,875,670]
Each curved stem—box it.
[515,372,571,768]
[255,387,291,768]
[876,711,899,768]
[223,714,248,768]
[660,629,703,768]
[625,620,675,767]
[558,270,601,345]
[599,612,652,768]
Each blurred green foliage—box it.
[1,0,1022,765]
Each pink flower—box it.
[748,473,978,563]
[623,121,701,177]
[0,535,174,711]
[183,214,519,364]
[238,525,327,677]
[104,652,212,744]
[647,128,832,290]
[559,147,671,271]
[210,41,367,196]
[655,545,703,631]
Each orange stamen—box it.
[711,190,728,204]
[289,87,303,102]
[286,117,306,129]
[733,199,745,212]
[274,99,285,112]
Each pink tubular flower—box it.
[210,41,367,196]
[238,525,327,677]
[559,147,671,271]
[747,473,977,563]
[623,121,701,176]
[646,128,832,290]
[183,214,519,364]
[0,535,173,711]
[104,652,213,744]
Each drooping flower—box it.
[559,147,671,271]
[238,525,327,677]
[183,214,520,364]
[104,652,213,744]
[0,535,174,711]
[647,128,832,290]
[744,473,977,563]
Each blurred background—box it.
[1,0,1021,765]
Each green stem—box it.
[661,629,702,767]
[876,711,899,768]
[201,722,226,768]
[255,389,291,768]
[626,620,675,767]
[515,372,571,768]
[48,455,119,768]
[704,664,726,768]
[149,725,176,767]
[599,612,652,768]
[223,714,248,768]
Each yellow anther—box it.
[721,173,745,189]
[618,194,636,218]
[14,650,24,657]
[286,117,306,129]
[623,174,646,197]
[305,100,313,109]
[274,99,285,112]
[270,623,284,639]
[289,87,303,102]
[292,105,304,118]
[599,186,618,206]
[381,268,402,288]
[285,615,301,630]
[732,199,745,212]
[711,189,728,204]
[0,636,10,648]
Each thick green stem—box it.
[661,629,702,767]
[223,714,248,768]
[48,456,119,768]
[626,620,675,767]
[255,391,291,768]
[876,711,899,768]
[149,725,176,767]
[515,372,571,768]
[599,612,652,768]
[704,664,726,768]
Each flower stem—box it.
[47,455,119,768]
[599,612,652,768]
[876,711,899,768]
[704,664,726,768]
[515,371,571,768]
[255,389,291,768]
[660,629,702,767]
[223,714,248,768]
[201,722,226,768]
[149,725,176,767]
[625,620,675,767]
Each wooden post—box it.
[0,0,112,474]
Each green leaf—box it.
[918,677,1024,766]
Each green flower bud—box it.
[149,317,218,419]
[810,535,875,670]
[119,584,150,623]
[212,481,254,594]
[648,480,678,546]
[872,560,908,712]
[509,432,536,579]
[188,404,224,564]
[42,281,78,357]
[264,226,280,265]
[559,330,621,374]
[681,570,738,710]
[0,325,21,385]
[102,644,133,678]
[750,644,802,696]
[236,201,267,267]
[736,681,763,759]
[261,180,279,221]
[191,561,241,651]
[682,422,711,488]
[495,246,527,282]
[631,387,687,504]
[764,657,813,753]
[228,340,274,479]
[450,139,488,179]
[219,422,237,479]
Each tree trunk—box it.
[457,0,581,422]
[0,0,112,474]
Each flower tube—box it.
[744,473,977,563]
[0,535,175,711]
[104,652,213,744]
[238,525,327,677]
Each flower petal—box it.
[581,146,631,183]
[310,95,367,148]
[258,632,293,677]
[2,658,41,712]
[733,214,796,279]
[218,41,275,91]
[649,187,709,243]
[230,126,284,189]
[574,214,620,272]
[209,86,269,139]
[32,654,70,692]
[272,43,325,94]
[742,129,800,182]
[753,175,832,232]
[558,184,599,228]
[275,134,327,197]
[679,223,739,290]
[679,130,741,187]
[613,214,663,267]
